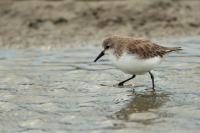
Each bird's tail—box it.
[165,47,182,53]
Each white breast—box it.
[108,53,162,75]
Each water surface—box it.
[0,37,199,133]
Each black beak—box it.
[94,50,105,62]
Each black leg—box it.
[118,75,136,86]
[149,71,155,91]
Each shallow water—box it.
[0,37,199,133]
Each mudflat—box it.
[0,0,199,48]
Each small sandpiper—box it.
[94,35,182,91]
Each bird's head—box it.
[94,37,115,62]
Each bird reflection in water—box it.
[112,91,170,125]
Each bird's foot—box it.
[115,83,135,88]
[118,82,124,86]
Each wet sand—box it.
[0,0,200,48]
[0,37,199,133]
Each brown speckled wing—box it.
[126,39,173,59]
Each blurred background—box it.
[0,0,199,48]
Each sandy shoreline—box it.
[0,0,199,48]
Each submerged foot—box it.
[118,82,124,86]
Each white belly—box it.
[108,53,162,75]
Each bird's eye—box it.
[105,45,110,49]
